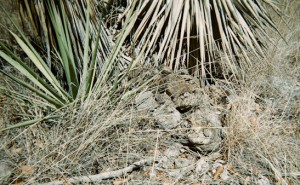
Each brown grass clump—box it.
[221,1,300,183]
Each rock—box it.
[257,175,270,185]
[164,144,182,158]
[187,129,222,152]
[153,105,181,129]
[186,110,223,152]
[158,156,174,169]
[0,161,12,185]
[167,169,181,177]
[155,93,174,106]
[195,158,210,176]
[174,158,192,168]
[135,91,158,110]
[173,92,201,112]
[201,174,213,184]
[158,74,194,98]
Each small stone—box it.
[164,144,182,158]
[158,156,174,169]
[135,91,159,110]
[201,174,212,184]
[174,158,192,168]
[173,93,202,112]
[153,105,181,129]
[167,169,181,177]
[195,158,210,176]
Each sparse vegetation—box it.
[0,0,299,184]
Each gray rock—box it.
[135,91,158,110]
[174,158,192,168]
[187,128,222,152]
[186,110,223,152]
[158,156,174,169]
[155,93,174,106]
[201,174,213,184]
[164,144,182,158]
[173,92,201,112]
[153,105,181,129]
[195,158,210,176]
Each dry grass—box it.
[0,0,299,184]
[219,1,300,183]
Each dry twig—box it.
[38,159,152,185]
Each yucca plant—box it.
[18,0,111,66]
[0,0,141,130]
[117,0,280,84]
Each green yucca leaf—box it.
[47,0,79,98]
[0,70,63,108]
[87,22,102,97]
[10,31,71,101]
[0,115,60,132]
[93,0,141,93]
[80,0,91,99]
[0,44,66,104]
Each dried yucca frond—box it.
[120,0,280,83]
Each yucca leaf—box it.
[93,0,140,93]
[0,70,63,108]
[0,43,65,103]
[80,0,91,99]
[0,115,59,132]
[47,1,79,98]
[120,0,280,83]
[10,31,71,101]
[87,22,102,96]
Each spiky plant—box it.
[117,0,280,84]
[0,0,140,130]
[18,0,111,66]
[18,0,281,85]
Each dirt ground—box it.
[0,1,299,185]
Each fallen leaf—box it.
[21,165,34,175]
[213,166,223,180]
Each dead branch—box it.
[38,159,152,185]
